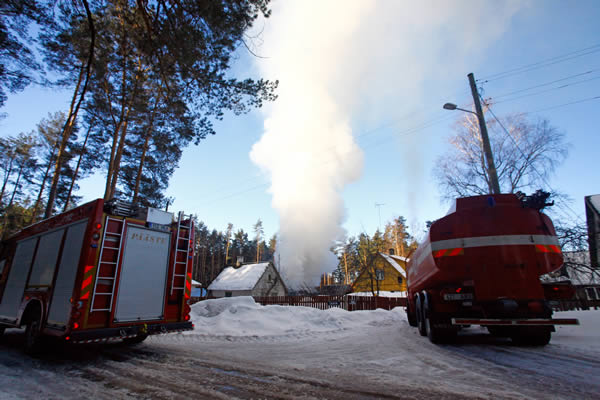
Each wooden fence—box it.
[252,295,406,311]
[550,299,600,311]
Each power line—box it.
[492,75,600,105]
[478,43,600,82]
[489,69,600,101]
[526,95,600,113]
[483,100,583,222]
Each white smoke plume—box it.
[250,1,524,288]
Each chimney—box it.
[236,256,244,267]
[389,248,395,255]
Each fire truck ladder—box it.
[90,216,126,312]
[170,211,192,295]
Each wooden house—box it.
[207,262,288,298]
[351,252,408,295]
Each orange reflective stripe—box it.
[81,275,93,291]
[84,265,94,274]
[434,249,447,258]
[80,292,90,300]
[434,248,464,258]
[548,245,561,253]
[447,248,464,256]
[536,244,550,253]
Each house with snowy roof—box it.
[207,262,288,298]
[351,252,408,296]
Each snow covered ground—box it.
[1,298,599,399]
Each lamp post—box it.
[443,73,501,195]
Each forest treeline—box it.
[192,216,418,289]
[0,0,277,239]
[192,219,277,286]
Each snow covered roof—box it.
[379,253,407,279]
[207,262,270,291]
[192,279,201,287]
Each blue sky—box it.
[0,0,599,248]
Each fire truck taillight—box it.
[96,223,102,230]
[185,315,190,321]
[73,322,79,330]
[92,233,100,240]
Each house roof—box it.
[207,262,270,291]
[379,253,407,279]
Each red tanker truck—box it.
[406,192,578,345]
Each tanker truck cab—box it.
[406,192,579,345]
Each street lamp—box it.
[443,73,501,194]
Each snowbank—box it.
[552,309,600,352]
[189,296,406,337]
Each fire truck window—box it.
[28,229,65,287]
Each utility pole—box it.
[468,72,501,194]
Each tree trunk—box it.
[343,252,349,285]
[132,110,156,203]
[108,115,131,199]
[31,144,58,222]
[44,0,95,218]
[63,122,93,212]
[8,164,23,208]
[0,156,15,205]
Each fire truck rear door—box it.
[113,226,170,323]
[0,238,37,321]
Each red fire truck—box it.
[0,199,194,354]
[406,192,578,345]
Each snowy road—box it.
[1,299,599,399]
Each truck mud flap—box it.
[451,318,579,326]
[68,321,193,344]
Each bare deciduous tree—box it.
[434,112,568,200]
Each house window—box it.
[225,291,232,298]
[375,269,384,281]
[585,287,599,301]
[268,274,272,282]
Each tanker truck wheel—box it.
[415,296,427,336]
[424,296,456,344]
[406,301,417,327]
[511,328,551,346]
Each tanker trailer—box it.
[405,192,578,345]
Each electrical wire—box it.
[478,44,600,83]
[482,99,584,223]
[492,75,600,105]
[490,69,600,100]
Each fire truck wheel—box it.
[0,326,5,336]
[123,333,148,345]
[416,296,427,336]
[24,318,42,355]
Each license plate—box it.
[443,293,473,301]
